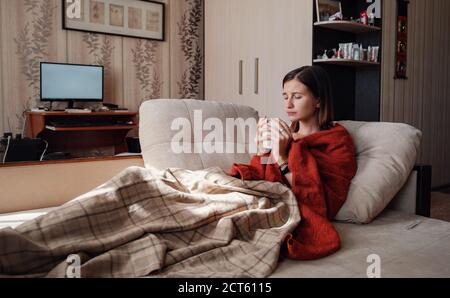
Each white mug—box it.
[261,119,272,151]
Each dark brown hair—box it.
[283,65,334,132]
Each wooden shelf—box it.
[313,59,380,67]
[314,21,381,33]
[45,125,138,132]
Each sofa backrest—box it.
[139,99,258,172]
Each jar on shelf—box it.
[360,10,368,25]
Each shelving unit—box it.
[312,0,383,122]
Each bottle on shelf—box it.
[353,44,360,61]
[369,13,376,26]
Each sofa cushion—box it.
[335,121,422,223]
[271,209,450,277]
[139,99,259,171]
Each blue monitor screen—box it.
[40,63,103,101]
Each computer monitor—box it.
[40,62,104,109]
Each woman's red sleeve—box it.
[227,154,286,184]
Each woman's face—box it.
[283,79,320,122]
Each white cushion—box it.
[335,121,422,223]
[139,99,258,171]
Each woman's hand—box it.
[255,117,272,156]
[269,119,292,165]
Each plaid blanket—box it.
[0,166,300,278]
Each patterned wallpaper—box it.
[177,0,203,99]
[0,0,204,136]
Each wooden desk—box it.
[25,111,138,155]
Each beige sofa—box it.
[0,99,449,278]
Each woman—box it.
[229,65,358,260]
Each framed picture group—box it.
[63,0,165,41]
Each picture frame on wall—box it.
[63,0,165,41]
[315,0,343,22]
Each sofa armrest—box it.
[387,164,431,217]
[0,156,145,214]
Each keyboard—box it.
[47,120,133,127]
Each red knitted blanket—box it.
[228,123,357,260]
